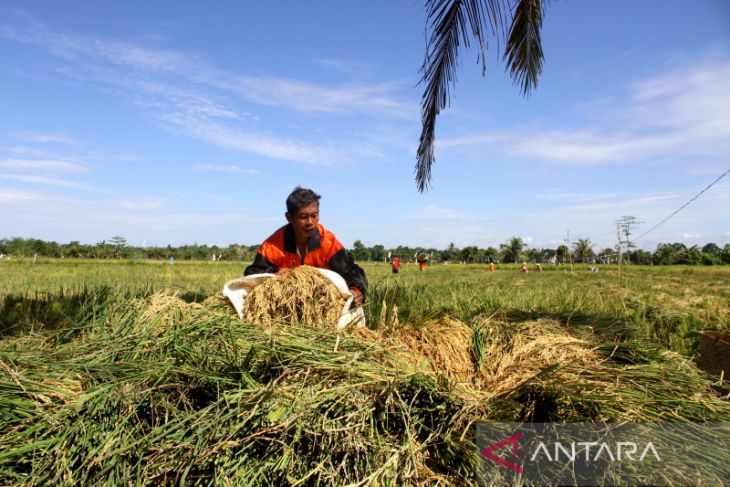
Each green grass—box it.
[2,259,728,353]
[365,262,729,354]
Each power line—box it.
[636,168,730,242]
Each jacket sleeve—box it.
[328,249,368,302]
[244,252,278,276]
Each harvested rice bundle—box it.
[0,334,53,353]
[243,265,345,329]
[388,316,475,384]
[135,293,204,335]
[472,317,600,397]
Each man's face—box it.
[286,202,319,242]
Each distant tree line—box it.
[0,236,258,262]
[3,236,730,266]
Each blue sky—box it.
[1,1,729,251]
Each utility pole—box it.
[565,230,573,273]
[616,222,622,278]
[616,215,643,265]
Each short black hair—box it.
[286,186,321,214]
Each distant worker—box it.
[520,262,529,273]
[391,254,401,274]
[244,186,367,305]
[417,252,428,272]
[536,263,542,272]
[489,262,495,272]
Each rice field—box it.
[1,259,728,485]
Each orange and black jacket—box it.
[244,223,367,300]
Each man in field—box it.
[244,186,367,305]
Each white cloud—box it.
[193,164,258,174]
[503,129,689,165]
[536,191,621,202]
[22,31,402,166]
[229,76,416,118]
[314,58,375,79]
[6,145,138,163]
[106,197,168,210]
[0,188,41,202]
[161,115,349,166]
[1,174,84,188]
[134,80,240,120]
[439,58,730,167]
[514,182,730,250]
[1,18,414,119]
[7,146,77,159]
[7,131,79,145]
[0,16,415,168]
[628,63,730,137]
[0,158,89,173]
[0,144,109,190]
[414,205,479,222]
[0,186,279,244]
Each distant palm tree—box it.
[417,0,545,191]
[572,238,595,263]
[501,236,526,263]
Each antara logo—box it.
[530,441,661,462]
[481,431,662,473]
[481,432,524,474]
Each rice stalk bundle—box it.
[134,293,204,335]
[376,300,400,329]
[0,334,52,353]
[472,317,599,397]
[0,291,481,486]
[242,266,345,330]
[469,317,730,424]
[351,316,476,385]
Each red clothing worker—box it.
[417,253,428,272]
[391,255,401,274]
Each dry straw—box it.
[135,293,204,335]
[471,317,599,397]
[351,311,603,396]
[242,266,345,330]
[386,316,475,384]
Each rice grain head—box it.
[243,266,345,330]
[473,317,601,396]
[136,293,203,335]
[388,316,475,384]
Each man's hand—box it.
[275,268,291,276]
[349,286,364,306]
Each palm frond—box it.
[503,0,544,95]
[416,0,507,193]
[417,0,547,192]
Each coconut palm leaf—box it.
[416,0,545,192]
[504,0,544,94]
